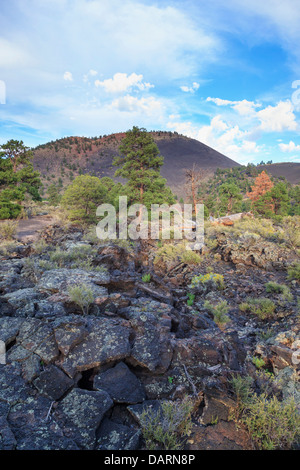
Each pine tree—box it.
[113,126,175,209]
[247,170,273,202]
[0,140,42,219]
[61,174,106,224]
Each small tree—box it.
[47,183,61,206]
[61,175,106,224]
[219,183,242,214]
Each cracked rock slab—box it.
[54,388,113,449]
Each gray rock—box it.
[33,365,74,400]
[94,362,146,404]
[35,300,66,319]
[8,395,78,450]
[36,268,110,297]
[53,317,88,356]
[96,418,140,450]
[54,388,113,449]
[60,318,131,378]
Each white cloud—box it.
[110,94,162,115]
[257,100,297,132]
[83,69,98,82]
[95,72,154,93]
[207,97,261,116]
[279,140,300,152]
[180,82,200,93]
[0,38,33,68]
[63,71,73,82]
[167,115,260,164]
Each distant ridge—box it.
[32,131,240,195]
[258,162,300,185]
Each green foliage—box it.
[265,281,293,301]
[139,397,194,450]
[239,297,276,320]
[114,126,175,209]
[47,183,61,206]
[187,293,195,306]
[32,238,49,254]
[243,395,300,450]
[154,242,201,266]
[218,182,242,214]
[68,284,95,314]
[142,273,151,283]
[0,140,42,219]
[61,175,107,224]
[204,299,230,326]
[0,220,18,240]
[50,245,97,269]
[251,356,266,370]
[189,272,225,292]
[230,375,254,409]
[287,262,300,282]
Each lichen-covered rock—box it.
[0,364,29,404]
[96,418,140,450]
[36,268,110,296]
[7,396,78,450]
[17,321,59,364]
[53,316,88,356]
[216,232,293,270]
[123,298,174,373]
[0,317,25,345]
[1,288,42,316]
[94,362,146,404]
[33,365,74,400]
[60,318,131,378]
[54,388,113,449]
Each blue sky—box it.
[1,0,300,164]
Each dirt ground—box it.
[14,216,55,243]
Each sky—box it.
[1,0,300,165]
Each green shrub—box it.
[139,397,194,450]
[142,273,151,283]
[230,375,254,409]
[189,272,225,293]
[287,262,300,282]
[68,284,95,314]
[204,299,230,326]
[33,239,49,254]
[154,242,201,266]
[50,245,97,268]
[239,297,276,320]
[187,293,195,306]
[265,281,293,301]
[0,221,18,240]
[243,395,300,450]
[251,356,266,370]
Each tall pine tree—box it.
[0,140,42,219]
[113,126,175,209]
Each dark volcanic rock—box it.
[54,388,113,449]
[7,395,78,450]
[33,365,74,400]
[96,418,140,450]
[94,362,146,404]
[60,318,131,378]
